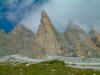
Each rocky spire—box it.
[36,10,63,56]
[37,10,57,35]
[89,26,100,48]
[64,24,100,57]
[0,30,6,36]
[36,10,58,39]
[41,10,52,25]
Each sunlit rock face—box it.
[35,10,65,56]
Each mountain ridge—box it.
[0,10,100,58]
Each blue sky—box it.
[0,0,48,33]
[0,0,100,33]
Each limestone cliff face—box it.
[64,24,100,57]
[89,29,100,48]
[0,24,43,58]
[0,10,100,58]
[36,10,64,56]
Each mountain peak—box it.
[37,10,57,35]
[41,10,53,26]
[36,10,63,56]
[89,27,100,48]
[67,24,81,31]
[42,10,47,17]
[0,29,5,36]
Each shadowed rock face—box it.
[0,10,100,58]
[89,29,100,48]
[64,24,100,57]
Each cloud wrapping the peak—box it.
[21,0,100,32]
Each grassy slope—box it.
[0,59,100,75]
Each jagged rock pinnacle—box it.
[37,10,57,35]
[89,27,100,48]
[42,10,48,17]
[0,30,5,36]
[36,10,63,56]
[41,10,52,26]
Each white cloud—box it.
[6,12,17,21]
[21,0,100,33]
[4,0,35,23]
[6,0,34,8]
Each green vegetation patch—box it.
[0,59,100,75]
